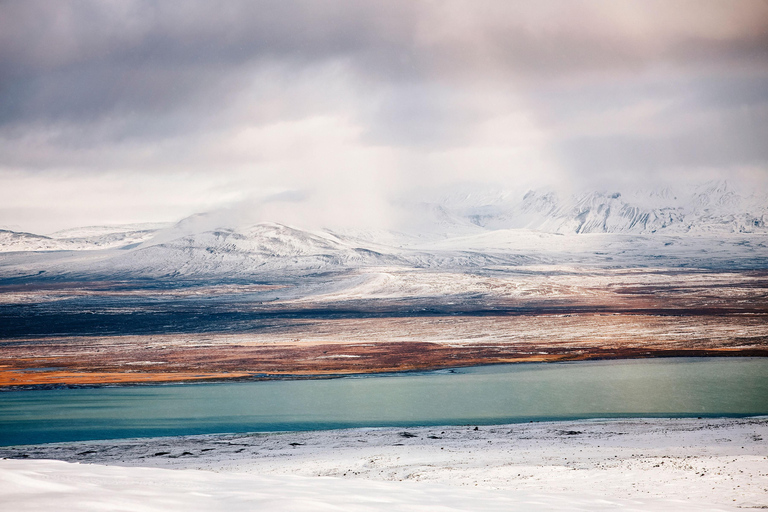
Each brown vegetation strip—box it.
[1,343,766,388]
[2,309,767,388]
[0,370,252,387]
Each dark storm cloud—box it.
[3,1,767,129]
[1,0,768,232]
[0,0,419,128]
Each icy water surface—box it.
[1,357,767,446]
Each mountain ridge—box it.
[426,181,768,235]
[1,182,766,278]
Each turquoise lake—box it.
[1,357,766,446]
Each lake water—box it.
[1,357,767,446]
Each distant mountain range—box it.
[417,180,768,235]
[1,181,766,278]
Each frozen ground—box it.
[2,417,766,510]
[0,458,727,512]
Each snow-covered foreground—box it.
[2,417,766,511]
[1,457,733,512]
[0,458,732,512]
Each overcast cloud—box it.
[1,0,767,232]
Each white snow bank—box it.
[0,457,732,512]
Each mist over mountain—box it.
[0,181,766,281]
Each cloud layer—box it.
[1,0,767,232]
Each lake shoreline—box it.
[2,416,766,510]
[3,357,767,447]
[2,348,767,390]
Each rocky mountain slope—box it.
[428,181,768,235]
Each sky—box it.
[1,0,767,233]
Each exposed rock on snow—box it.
[429,181,768,234]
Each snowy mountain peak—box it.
[423,183,768,235]
[1,183,766,279]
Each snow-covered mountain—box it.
[99,222,408,278]
[1,182,766,279]
[79,218,540,279]
[431,181,768,235]
[0,230,71,252]
[0,224,164,253]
